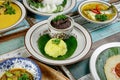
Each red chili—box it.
[91,9,101,14]
[91,5,101,14]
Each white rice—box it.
[30,0,64,13]
[42,0,64,5]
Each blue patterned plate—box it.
[0,57,41,80]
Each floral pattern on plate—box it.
[0,57,41,80]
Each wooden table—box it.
[1,0,120,80]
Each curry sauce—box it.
[0,1,21,30]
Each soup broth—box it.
[81,2,117,22]
[0,1,21,30]
[81,2,109,11]
[0,68,33,80]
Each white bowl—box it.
[47,14,74,39]
[23,0,76,16]
[78,0,118,24]
[0,1,26,33]
[25,20,92,65]
[90,42,120,80]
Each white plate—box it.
[23,0,76,16]
[90,42,120,80]
[25,20,92,65]
[0,1,26,33]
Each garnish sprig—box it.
[52,14,68,22]
[52,38,61,45]
[95,14,107,21]
[4,1,16,15]
[0,1,16,15]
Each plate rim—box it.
[90,42,120,80]
[25,20,92,65]
[0,1,26,33]
[23,0,76,16]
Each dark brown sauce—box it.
[51,18,71,29]
[115,63,120,77]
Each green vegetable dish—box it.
[38,34,77,60]
[28,0,67,13]
[81,2,117,22]
[0,69,33,80]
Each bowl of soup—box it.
[0,0,26,33]
[0,57,41,80]
[78,0,118,24]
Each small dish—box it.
[0,57,41,80]
[23,0,76,16]
[25,20,92,65]
[90,42,120,80]
[48,14,74,39]
[78,0,118,24]
[0,1,26,33]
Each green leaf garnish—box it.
[52,14,68,22]
[95,14,108,21]
[61,0,67,7]
[52,38,61,45]
[18,73,29,80]
[2,1,16,15]
[28,0,44,8]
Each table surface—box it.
[0,0,120,80]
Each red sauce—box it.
[115,63,120,77]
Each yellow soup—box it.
[0,68,34,80]
[0,2,21,30]
[81,2,117,22]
